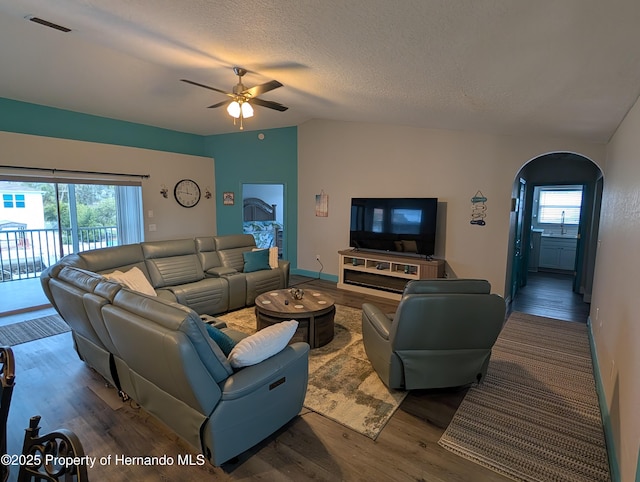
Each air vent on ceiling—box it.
[26,16,71,33]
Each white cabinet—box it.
[539,236,577,271]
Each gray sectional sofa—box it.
[39,234,308,466]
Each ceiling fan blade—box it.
[207,100,229,109]
[243,80,283,98]
[180,79,233,96]
[251,97,289,112]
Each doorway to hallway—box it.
[511,271,590,322]
[508,152,603,322]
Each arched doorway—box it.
[508,152,604,322]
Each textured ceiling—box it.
[1,1,640,140]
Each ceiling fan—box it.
[181,67,288,130]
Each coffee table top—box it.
[255,289,335,317]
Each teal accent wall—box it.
[1,98,299,268]
[204,127,298,268]
[0,97,206,156]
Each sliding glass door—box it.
[0,179,143,313]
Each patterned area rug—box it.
[0,314,70,346]
[439,312,611,482]
[218,304,407,439]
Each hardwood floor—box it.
[510,270,591,323]
[4,274,587,482]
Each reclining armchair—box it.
[362,279,506,390]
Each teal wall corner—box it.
[588,317,621,482]
[205,126,298,267]
[0,97,206,156]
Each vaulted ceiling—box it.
[1,1,640,141]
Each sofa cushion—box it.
[104,267,156,297]
[253,247,279,269]
[243,249,271,273]
[205,325,237,356]
[227,320,298,368]
[142,239,205,288]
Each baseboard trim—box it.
[587,315,621,482]
[290,268,338,283]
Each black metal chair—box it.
[18,415,89,482]
[0,345,88,481]
[0,347,15,482]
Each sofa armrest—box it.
[277,259,290,287]
[219,342,310,400]
[362,303,393,340]
[206,267,238,277]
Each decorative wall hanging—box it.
[470,190,487,226]
[315,190,328,217]
[223,192,235,205]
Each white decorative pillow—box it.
[227,320,298,368]
[268,247,279,269]
[104,267,157,297]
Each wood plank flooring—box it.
[510,271,590,323]
[4,274,589,482]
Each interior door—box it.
[572,183,588,293]
[511,178,527,300]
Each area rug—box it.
[0,314,70,346]
[217,304,407,439]
[438,312,611,482]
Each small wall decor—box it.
[223,192,235,205]
[315,190,328,217]
[470,190,487,226]
[160,184,168,198]
[204,187,212,199]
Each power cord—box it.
[290,257,324,287]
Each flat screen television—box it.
[349,197,438,257]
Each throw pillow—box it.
[253,247,279,269]
[205,324,237,356]
[268,246,279,269]
[227,320,298,368]
[243,249,271,273]
[104,267,157,297]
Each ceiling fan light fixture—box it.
[227,101,241,118]
[241,101,254,118]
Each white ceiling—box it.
[1,1,640,141]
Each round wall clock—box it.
[174,179,201,208]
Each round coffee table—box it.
[254,289,335,348]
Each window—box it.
[2,193,25,208]
[537,187,582,225]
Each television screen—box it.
[349,198,438,256]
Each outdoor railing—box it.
[0,227,118,281]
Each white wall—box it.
[0,132,216,241]
[298,119,605,296]
[592,96,640,482]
